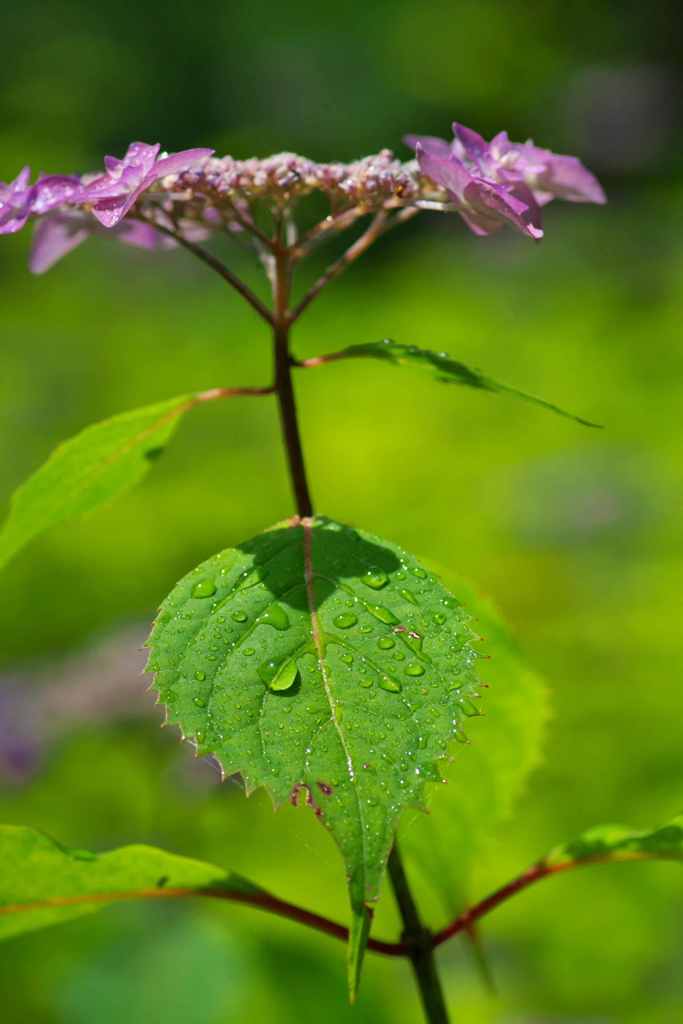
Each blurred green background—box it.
[1,1,682,1021]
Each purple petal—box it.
[416,143,471,198]
[32,175,86,214]
[116,220,177,251]
[452,122,489,161]
[153,148,214,179]
[404,134,452,159]
[536,154,606,204]
[463,178,543,240]
[30,213,92,273]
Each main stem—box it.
[272,246,314,518]
[271,249,447,1024]
[388,844,450,1024]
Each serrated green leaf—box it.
[544,815,683,868]
[0,825,260,941]
[399,571,548,924]
[0,394,195,570]
[323,340,600,427]
[147,516,482,996]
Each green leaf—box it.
[544,815,683,869]
[323,340,600,427]
[0,394,195,570]
[147,516,483,997]
[399,571,549,924]
[0,825,261,941]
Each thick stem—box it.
[272,247,314,517]
[388,844,450,1024]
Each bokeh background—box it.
[1,1,682,1021]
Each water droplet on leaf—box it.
[192,579,216,599]
[333,612,357,629]
[194,670,206,682]
[380,676,402,693]
[231,610,247,623]
[259,603,290,630]
[406,663,425,677]
[377,636,395,650]
[362,570,389,590]
[367,605,399,625]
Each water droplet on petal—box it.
[333,612,357,629]
[367,605,399,625]
[192,579,216,599]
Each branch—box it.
[431,849,667,949]
[0,884,406,958]
[136,216,274,325]
[197,385,275,402]
[287,210,389,323]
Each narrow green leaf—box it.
[399,571,549,925]
[0,825,261,941]
[0,394,195,570]
[544,815,683,869]
[324,340,601,427]
[147,516,483,996]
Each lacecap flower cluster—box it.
[0,123,605,272]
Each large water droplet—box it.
[267,658,299,692]
[377,636,395,650]
[367,605,399,625]
[194,670,206,682]
[259,603,290,630]
[406,663,425,677]
[192,579,216,599]
[333,612,357,629]
[231,610,247,623]
[362,569,389,590]
[243,647,255,657]
[380,676,402,693]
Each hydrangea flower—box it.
[0,167,38,235]
[83,141,214,227]
[406,122,605,239]
[0,123,605,274]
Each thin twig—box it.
[135,215,274,325]
[288,210,389,323]
[196,385,275,402]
